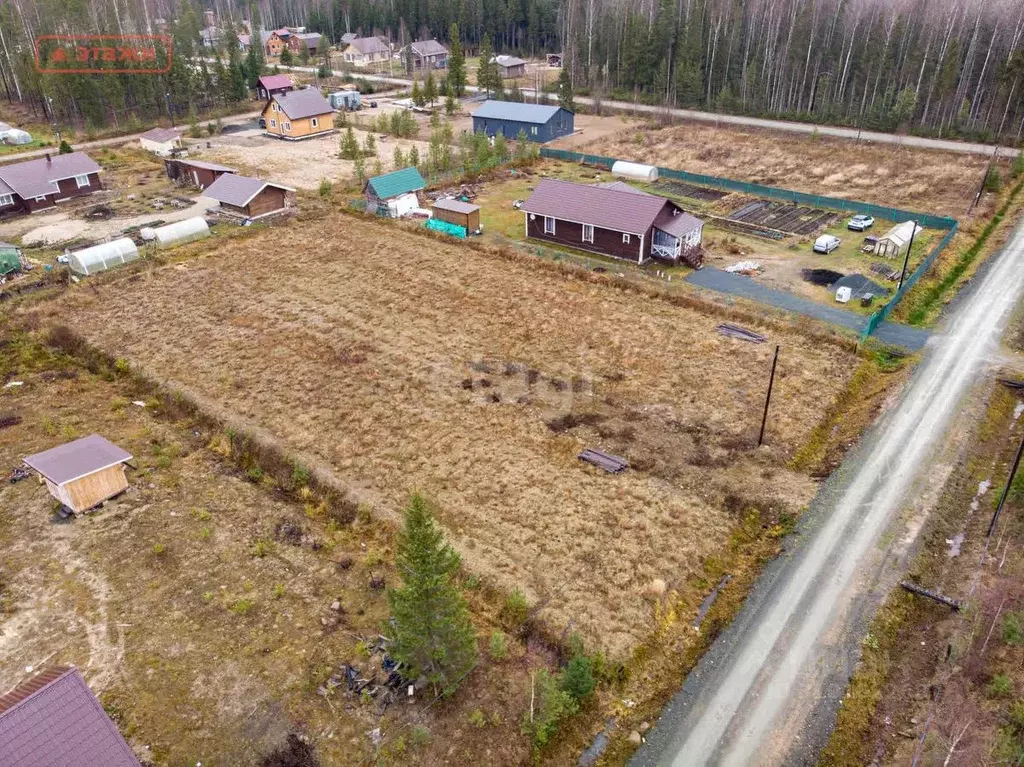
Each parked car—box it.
[258,117,266,129]
[848,214,875,231]
[813,234,841,254]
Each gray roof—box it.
[522,178,676,235]
[204,174,294,207]
[274,87,333,120]
[653,207,702,237]
[0,667,139,767]
[472,100,568,124]
[23,434,132,486]
[492,54,527,68]
[341,32,358,44]
[0,152,102,200]
[172,158,238,173]
[138,127,180,143]
[347,36,390,55]
[433,198,479,215]
[409,39,448,57]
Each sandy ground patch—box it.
[49,214,850,656]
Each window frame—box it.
[269,118,277,127]
[582,223,594,244]
[543,216,555,235]
[283,122,292,132]
[73,174,90,188]
[33,195,48,202]
[0,193,12,207]
[311,117,319,128]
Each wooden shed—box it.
[432,198,480,233]
[164,158,238,190]
[204,174,294,220]
[23,434,132,514]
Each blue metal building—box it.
[471,101,575,143]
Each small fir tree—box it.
[448,23,466,96]
[557,65,575,112]
[424,70,438,107]
[412,79,425,107]
[388,495,477,695]
[393,145,406,169]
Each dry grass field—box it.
[43,215,854,657]
[581,121,1005,218]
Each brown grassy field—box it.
[39,214,854,657]
[580,120,1006,218]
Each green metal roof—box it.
[366,167,425,199]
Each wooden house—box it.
[204,174,294,219]
[547,53,563,67]
[432,198,480,233]
[364,167,426,218]
[472,100,574,143]
[23,434,133,514]
[164,157,238,189]
[138,126,181,156]
[400,39,448,70]
[263,29,288,57]
[0,666,139,766]
[262,88,334,140]
[342,36,391,67]
[521,179,703,266]
[492,55,527,79]
[256,74,295,101]
[0,152,103,216]
[287,32,322,55]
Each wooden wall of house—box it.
[525,214,643,262]
[54,174,100,200]
[58,464,129,512]
[247,187,287,217]
[264,111,331,139]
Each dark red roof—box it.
[522,178,675,235]
[0,666,139,766]
[257,74,294,91]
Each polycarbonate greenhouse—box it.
[152,217,210,249]
[67,238,139,276]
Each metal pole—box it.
[989,430,1024,537]
[758,345,780,446]
[897,219,918,292]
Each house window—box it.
[543,216,555,235]
[531,126,538,135]
[270,119,277,127]
[34,195,47,202]
[283,122,292,132]
[0,194,12,206]
[272,103,278,112]
[311,117,319,128]
[582,224,594,243]
[622,233,631,244]
[74,174,90,188]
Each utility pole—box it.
[758,345,780,447]
[989,430,1024,537]
[970,145,1000,213]
[897,220,918,292]
[165,91,174,127]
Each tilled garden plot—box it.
[727,199,838,236]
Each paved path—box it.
[633,223,1024,765]
[686,267,929,349]
[272,62,1017,158]
[0,110,264,165]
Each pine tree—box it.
[341,126,359,159]
[477,34,496,97]
[393,145,406,169]
[364,132,377,156]
[280,46,293,65]
[447,24,466,96]
[424,71,437,107]
[557,66,575,112]
[561,656,595,701]
[354,153,366,184]
[388,495,477,695]
[408,144,420,168]
[445,82,457,115]
[412,79,425,107]
[493,132,508,161]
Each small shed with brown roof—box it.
[432,198,481,232]
[521,178,703,266]
[23,434,133,514]
[163,157,238,189]
[256,73,295,101]
[0,666,139,766]
[204,174,295,219]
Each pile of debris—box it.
[424,182,482,203]
[724,260,762,275]
[317,634,415,712]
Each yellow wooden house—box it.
[262,88,335,141]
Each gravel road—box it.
[632,219,1024,766]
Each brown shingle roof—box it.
[23,434,132,486]
[0,666,139,767]
[521,178,671,235]
[273,88,333,120]
[0,152,101,200]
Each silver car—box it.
[848,214,875,231]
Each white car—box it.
[813,234,841,254]
[848,214,875,231]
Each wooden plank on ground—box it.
[579,448,629,473]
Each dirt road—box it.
[632,220,1024,766]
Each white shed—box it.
[611,161,658,183]
[152,217,210,249]
[138,127,182,156]
[873,221,922,258]
[68,238,139,276]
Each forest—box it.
[1,0,1023,143]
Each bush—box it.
[488,630,509,660]
[58,140,73,154]
[521,669,578,751]
[1013,152,1024,179]
[985,166,1003,192]
[989,673,1014,698]
[503,589,529,628]
[561,655,595,701]
[1005,612,1024,646]
[317,179,332,198]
